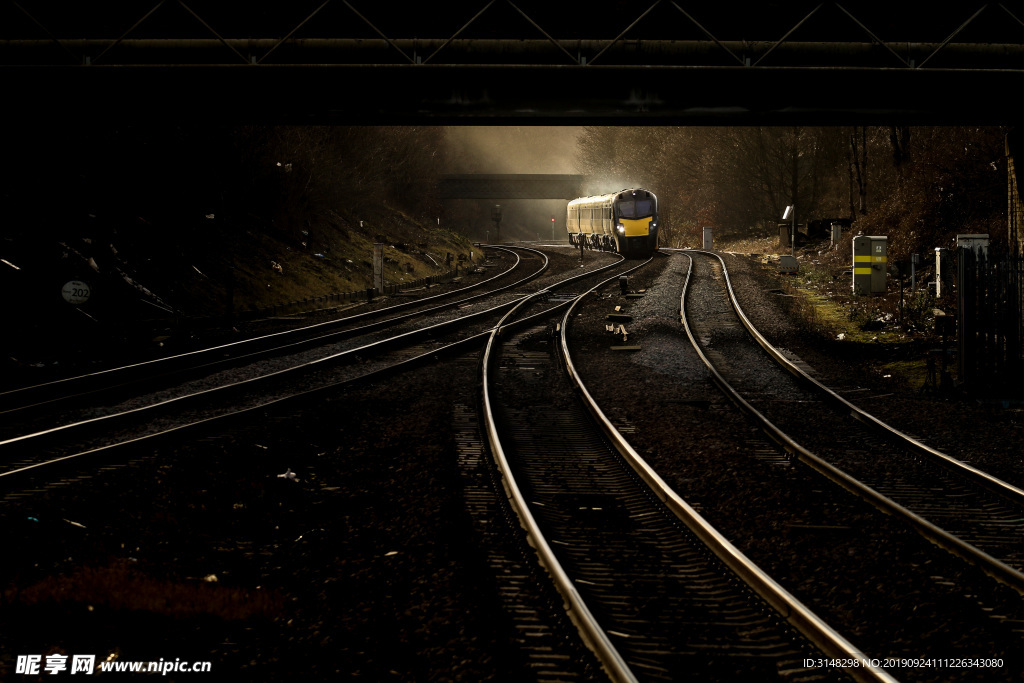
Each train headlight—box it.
[615,224,625,233]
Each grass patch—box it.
[721,233,951,389]
[173,205,482,317]
[717,235,778,256]
[880,358,930,391]
[787,281,907,343]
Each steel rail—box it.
[560,253,895,683]
[0,255,636,484]
[0,323,488,483]
[480,259,651,683]
[705,249,1024,507]
[0,251,637,467]
[0,245,535,414]
[681,249,1024,597]
[0,248,546,451]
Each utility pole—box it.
[783,205,795,257]
[491,205,502,244]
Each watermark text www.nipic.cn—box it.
[16,654,213,675]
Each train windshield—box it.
[617,199,653,219]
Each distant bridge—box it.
[5,2,1024,124]
[439,175,584,200]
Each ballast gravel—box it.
[4,245,1023,682]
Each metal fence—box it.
[1008,131,1022,257]
[957,248,1024,394]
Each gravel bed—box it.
[0,245,618,682]
[1,357,533,682]
[0,249,518,393]
[2,248,614,445]
[720,251,1024,490]
[6,244,1022,681]
[568,250,1024,682]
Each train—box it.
[566,188,659,257]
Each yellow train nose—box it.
[620,217,652,237]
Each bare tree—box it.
[848,126,867,217]
[575,125,854,240]
[890,125,911,181]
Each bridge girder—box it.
[7,63,1019,126]
[5,1,1024,125]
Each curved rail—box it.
[682,249,1024,597]
[0,251,628,483]
[0,245,539,414]
[704,249,1024,507]
[0,247,548,444]
[480,259,650,683]
[559,253,895,683]
[0,326,491,484]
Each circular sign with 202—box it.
[61,280,91,305]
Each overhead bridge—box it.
[5,1,1024,124]
[440,175,584,200]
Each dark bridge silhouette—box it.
[5,1,1024,125]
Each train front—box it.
[612,189,658,257]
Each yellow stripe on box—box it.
[854,268,872,274]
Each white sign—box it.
[61,280,91,305]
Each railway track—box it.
[482,256,891,682]
[682,250,1024,593]
[0,245,542,425]
[1,247,673,683]
[0,330,579,679]
[0,246,668,681]
[609,248,1024,680]
[15,244,1021,679]
[0,249,635,495]
[453,400,608,682]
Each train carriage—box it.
[566,188,659,257]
